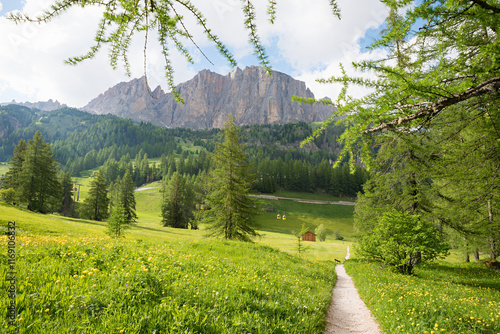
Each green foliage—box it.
[294,223,310,255]
[0,107,368,197]
[2,138,27,191]
[119,169,137,223]
[0,188,16,204]
[106,203,130,238]
[356,210,449,275]
[3,132,62,213]
[304,1,500,259]
[308,2,500,171]
[20,131,61,212]
[161,172,194,229]
[0,235,336,333]
[204,117,260,241]
[59,171,75,217]
[80,169,109,221]
[315,223,327,242]
[345,260,500,334]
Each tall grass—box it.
[1,235,336,333]
[345,260,500,333]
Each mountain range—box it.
[82,66,334,130]
[2,66,334,130]
[0,99,67,111]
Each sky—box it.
[0,0,390,108]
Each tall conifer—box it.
[81,169,109,221]
[18,131,60,213]
[204,116,260,241]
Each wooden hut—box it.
[302,231,316,242]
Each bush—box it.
[0,188,16,204]
[315,224,327,241]
[356,210,449,274]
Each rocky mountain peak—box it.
[1,99,68,111]
[83,67,334,129]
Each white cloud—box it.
[296,46,389,102]
[0,2,3,12]
[0,0,390,107]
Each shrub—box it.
[0,188,16,204]
[356,210,449,274]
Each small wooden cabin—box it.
[302,231,316,242]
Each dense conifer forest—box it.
[0,104,368,198]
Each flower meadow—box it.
[1,235,336,333]
[345,260,500,334]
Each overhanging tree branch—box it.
[365,75,500,134]
[470,0,500,13]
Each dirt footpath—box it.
[324,248,381,333]
[249,194,355,206]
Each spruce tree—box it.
[81,169,109,221]
[120,169,137,223]
[18,131,61,213]
[3,139,27,194]
[59,172,75,217]
[204,117,260,241]
[161,172,194,229]
[106,203,130,238]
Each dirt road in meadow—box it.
[249,194,355,206]
[324,247,382,334]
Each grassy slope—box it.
[0,184,343,333]
[0,162,9,177]
[0,234,336,333]
[345,260,500,333]
[0,179,354,262]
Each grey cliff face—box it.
[83,66,333,129]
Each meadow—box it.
[345,259,500,334]
[0,181,348,333]
[3,170,500,333]
[0,234,335,333]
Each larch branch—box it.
[364,75,500,134]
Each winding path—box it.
[324,247,381,334]
[249,194,355,206]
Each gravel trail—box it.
[324,248,381,334]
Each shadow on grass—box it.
[131,223,197,236]
[62,217,106,227]
[416,262,500,292]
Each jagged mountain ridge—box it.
[83,66,334,130]
[0,99,68,111]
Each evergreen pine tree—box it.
[106,203,130,238]
[81,169,109,221]
[3,139,27,194]
[203,116,260,241]
[161,172,194,229]
[120,169,137,223]
[59,172,75,216]
[18,131,61,213]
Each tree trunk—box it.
[464,237,470,262]
[474,248,480,261]
[488,200,497,260]
[490,236,497,260]
[412,252,422,265]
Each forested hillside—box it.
[0,104,368,197]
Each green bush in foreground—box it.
[345,259,500,333]
[356,210,449,275]
[1,235,335,333]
